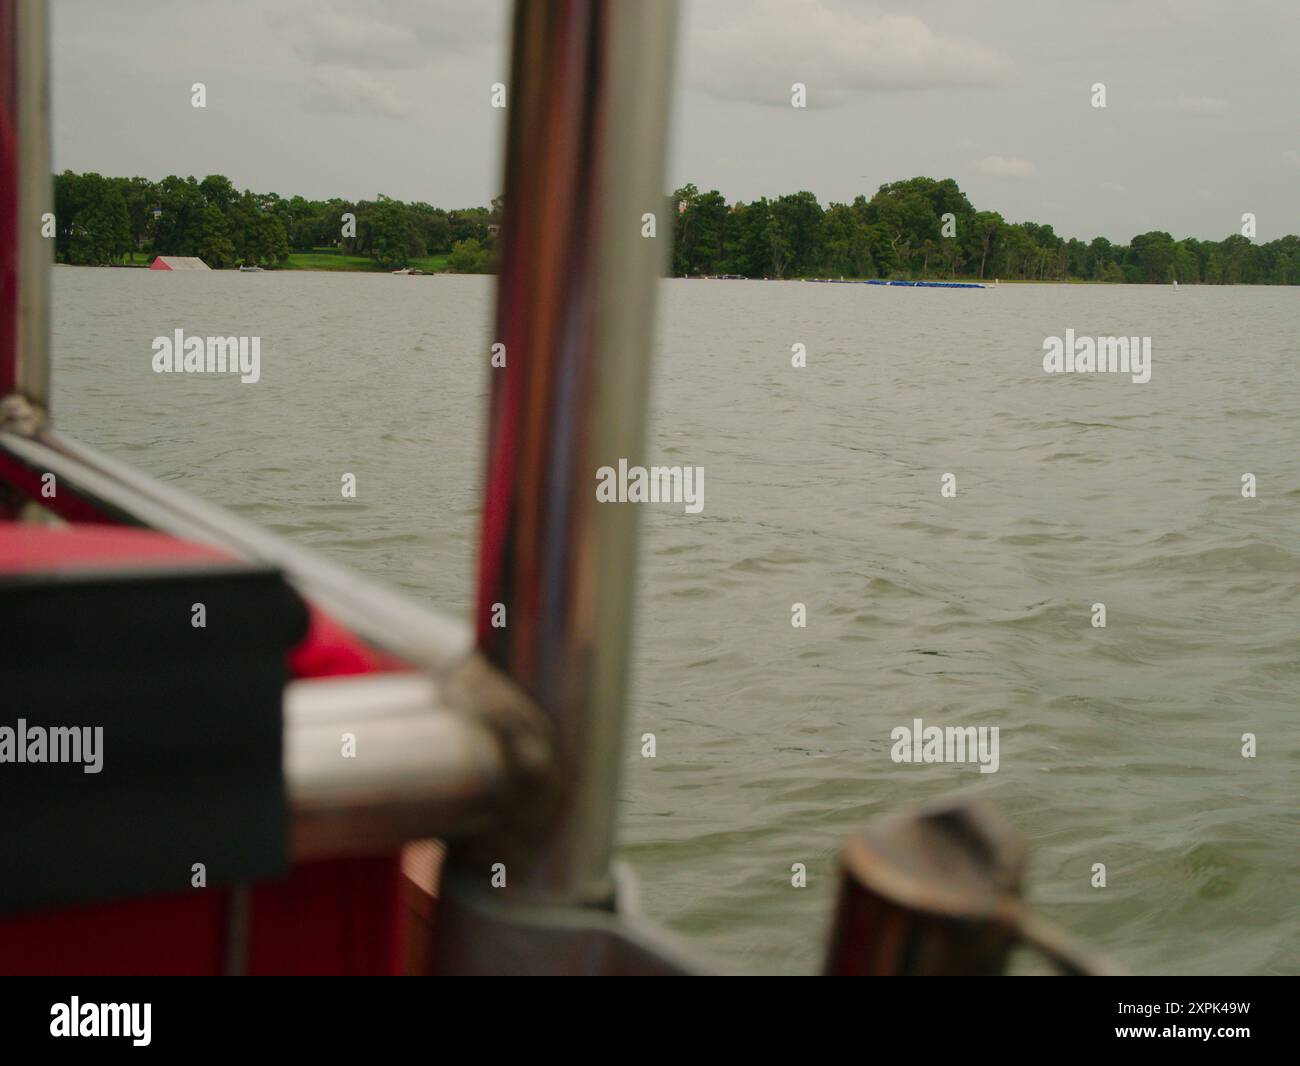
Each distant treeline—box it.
[51,171,499,272]
[671,178,1300,284]
[51,170,1300,283]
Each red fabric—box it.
[0,522,406,674]
[0,857,407,977]
[0,453,112,524]
[0,521,229,570]
[0,889,231,977]
[0,523,410,975]
[248,856,405,977]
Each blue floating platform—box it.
[818,278,985,288]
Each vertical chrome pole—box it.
[473,0,677,907]
[0,0,51,418]
[16,0,49,411]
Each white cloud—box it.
[1172,95,1229,116]
[1283,150,1300,170]
[271,0,499,66]
[1100,181,1126,193]
[977,155,1036,178]
[271,0,504,120]
[303,67,415,118]
[684,2,1012,108]
[282,9,425,70]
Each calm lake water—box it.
[51,267,1298,976]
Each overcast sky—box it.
[51,0,1299,241]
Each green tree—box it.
[194,203,235,268]
[448,237,495,273]
[56,172,131,265]
[368,196,416,269]
[1217,234,1254,283]
[153,175,206,255]
[967,211,1003,278]
[1086,236,1115,279]
[110,176,158,254]
[819,201,876,277]
[1129,231,1177,283]
[672,184,730,275]
[198,174,238,214]
[770,191,823,276]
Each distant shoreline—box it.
[59,262,1298,287]
[51,170,1298,284]
[57,251,454,274]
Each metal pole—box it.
[473,0,677,907]
[0,0,51,415]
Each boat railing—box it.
[0,423,552,864]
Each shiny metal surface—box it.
[474,0,678,906]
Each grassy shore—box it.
[103,254,1112,282]
[106,250,454,272]
[283,252,451,273]
[786,274,1118,285]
